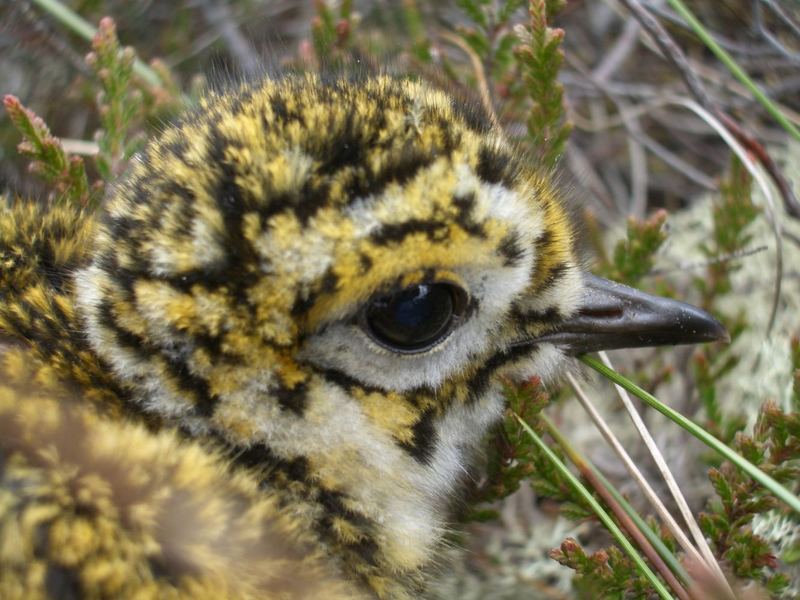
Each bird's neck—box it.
[221,378,506,598]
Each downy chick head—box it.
[75,73,724,581]
[77,73,581,433]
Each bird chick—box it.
[0,73,726,599]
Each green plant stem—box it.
[580,354,800,515]
[29,0,162,88]
[541,415,692,589]
[513,413,675,600]
[665,0,800,143]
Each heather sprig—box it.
[86,17,144,181]
[599,209,669,288]
[2,94,92,206]
[311,0,356,63]
[513,0,571,167]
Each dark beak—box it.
[515,274,729,355]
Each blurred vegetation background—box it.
[1,1,799,598]
[3,1,799,214]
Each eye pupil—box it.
[365,283,464,353]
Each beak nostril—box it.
[578,307,624,319]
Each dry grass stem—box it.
[596,352,735,598]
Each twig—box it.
[197,0,261,78]
[671,97,782,336]
[752,0,800,63]
[621,0,800,220]
[619,99,649,218]
[715,111,800,219]
[666,0,800,142]
[566,55,654,216]
[593,16,642,83]
[642,2,782,58]
[28,0,162,88]
[784,229,800,249]
[14,0,94,78]
[565,145,620,221]
[648,245,768,276]
[632,131,717,190]
[618,0,713,108]
[759,0,800,38]
[438,29,503,134]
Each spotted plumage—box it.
[0,73,726,598]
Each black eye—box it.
[363,283,467,353]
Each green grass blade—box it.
[665,0,800,143]
[580,354,800,515]
[542,415,692,587]
[29,0,162,88]
[513,414,676,600]
[591,466,691,586]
